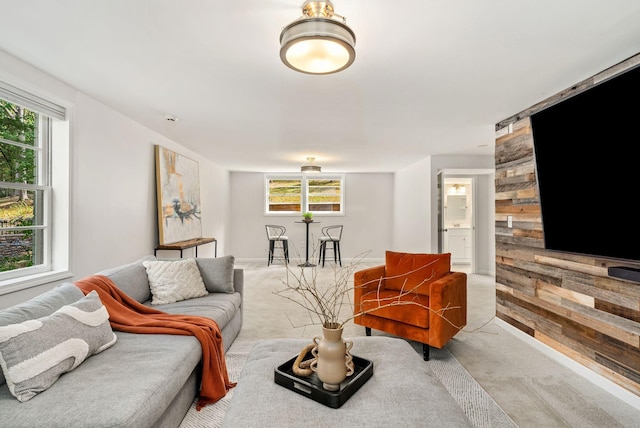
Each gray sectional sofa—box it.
[0,255,243,428]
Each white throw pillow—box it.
[142,258,208,305]
[0,291,117,402]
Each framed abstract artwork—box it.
[154,145,202,245]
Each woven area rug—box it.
[179,339,517,428]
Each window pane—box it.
[0,88,53,281]
[307,179,342,213]
[0,189,43,226]
[0,188,44,271]
[268,179,302,212]
[0,188,44,272]
[0,228,42,272]
[0,100,38,185]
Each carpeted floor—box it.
[179,260,516,427]
[179,259,640,427]
[179,338,516,428]
[178,341,249,428]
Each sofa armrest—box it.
[429,272,467,348]
[233,268,244,297]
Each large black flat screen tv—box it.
[530,63,640,266]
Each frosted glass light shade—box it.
[301,157,321,173]
[280,18,356,75]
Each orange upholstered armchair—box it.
[353,251,467,360]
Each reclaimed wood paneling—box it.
[495,52,640,399]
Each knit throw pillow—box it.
[0,291,117,402]
[143,258,208,305]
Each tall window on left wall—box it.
[0,80,68,287]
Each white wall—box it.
[475,174,496,275]
[393,157,433,252]
[72,95,230,271]
[394,155,495,274]
[228,172,393,262]
[0,50,230,309]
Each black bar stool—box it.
[318,225,342,267]
[266,225,289,265]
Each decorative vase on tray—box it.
[310,323,355,391]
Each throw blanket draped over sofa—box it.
[75,275,236,409]
[0,255,244,428]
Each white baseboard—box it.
[495,318,640,410]
[234,257,385,265]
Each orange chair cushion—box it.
[384,251,451,293]
[360,289,430,328]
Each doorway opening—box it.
[437,168,494,276]
[442,177,474,269]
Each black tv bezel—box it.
[530,62,640,269]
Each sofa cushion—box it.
[152,292,242,333]
[0,291,117,402]
[385,251,451,293]
[196,256,236,294]
[97,256,155,303]
[360,289,430,327]
[143,258,208,305]
[0,331,202,428]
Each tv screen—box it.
[530,63,640,263]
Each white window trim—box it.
[264,174,302,215]
[0,78,72,295]
[265,173,345,216]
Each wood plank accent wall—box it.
[494,53,640,398]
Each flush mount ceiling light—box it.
[301,157,322,173]
[280,0,356,75]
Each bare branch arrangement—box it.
[273,250,464,330]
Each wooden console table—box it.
[154,237,217,258]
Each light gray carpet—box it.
[428,346,516,427]
[179,260,516,427]
[179,260,640,427]
[179,338,516,428]
[178,340,250,428]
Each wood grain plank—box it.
[495,55,640,397]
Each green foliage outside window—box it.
[0,100,37,272]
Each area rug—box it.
[179,339,517,428]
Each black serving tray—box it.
[274,351,373,408]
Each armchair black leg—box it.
[365,327,371,336]
[422,344,430,361]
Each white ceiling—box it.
[1,1,639,173]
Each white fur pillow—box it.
[142,258,208,305]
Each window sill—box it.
[0,270,73,296]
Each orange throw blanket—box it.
[75,275,236,410]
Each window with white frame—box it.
[266,177,302,213]
[265,174,344,215]
[0,80,67,285]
